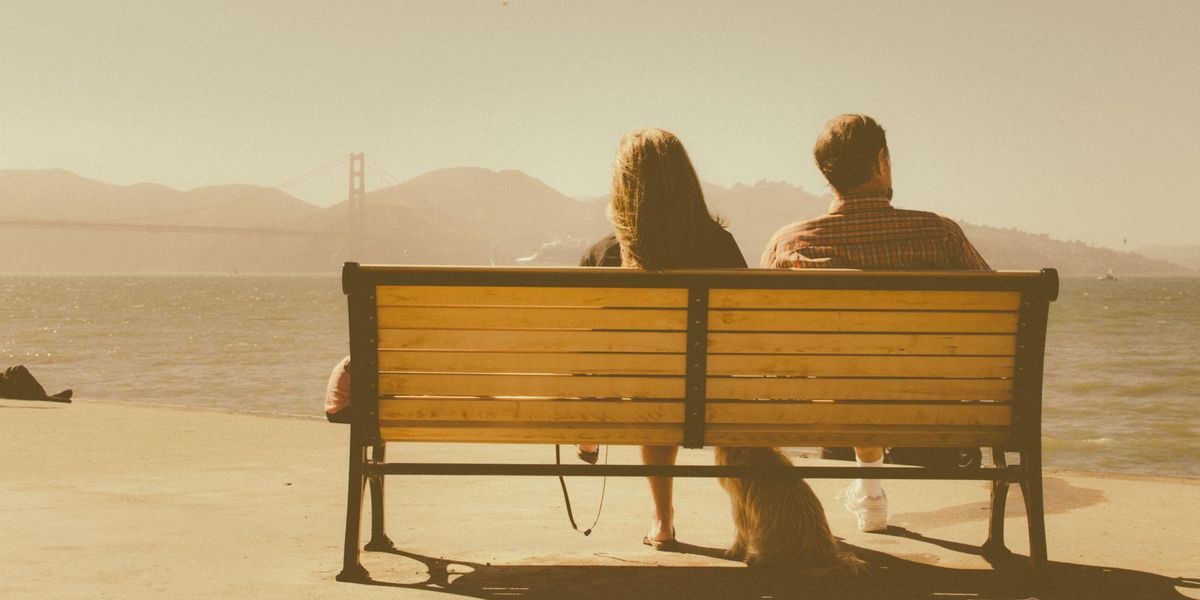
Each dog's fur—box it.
[715,446,865,573]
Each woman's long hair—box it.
[609,128,723,270]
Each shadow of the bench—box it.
[348,541,1198,600]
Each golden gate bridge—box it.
[0,153,389,239]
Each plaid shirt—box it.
[761,192,990,270]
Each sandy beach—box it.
[1,398,1196,599]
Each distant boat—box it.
[515,236,591,265]
[1098,269,1117,281]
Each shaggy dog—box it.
[715,446,865,572]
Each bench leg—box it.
[1019,449,1049,570]
[982,447,1012,557]
[365,443,396,552]
[336,438,370,582]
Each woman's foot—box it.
[576,444,599,465]
[641,518,677,550]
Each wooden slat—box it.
[378,306,687,330]
[380,398,683,423]
[379,351,687,375]
[379,329,685,353]
[379,422,1007,446]
[706,377,1012,401]
[377,285,687,308]
[379,424,683,445]
[704,425,1010,447]
[706,402,1012,426]
[707,354,1013,378]
[708,332,1016,356]
[379,400,1009,426]
[379,373,684,398]
[705,377,1012,401]
[709,310,1018,333]
[710,289,1020,311]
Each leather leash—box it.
[554,445,608,536]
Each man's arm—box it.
[760,228,787,269]
[961,238,990,271]
[760,242,777,269]
[943,219,990,271]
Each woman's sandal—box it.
[642,528,678,551]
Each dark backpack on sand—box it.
[0,365,72,402]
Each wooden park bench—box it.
[336,262,1058,581]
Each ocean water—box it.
[1041,277,1199,477]
[1,274,347,417]
[2,274,1197,478]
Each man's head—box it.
[813,114,890,195]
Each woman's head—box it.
[609,128,719,269]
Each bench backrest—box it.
[343,264,1057,451]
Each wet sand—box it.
[1,399,1196,599]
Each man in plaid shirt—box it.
[761,114,990,532]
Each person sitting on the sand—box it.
[0,365,72,403]
[324,356,352,424]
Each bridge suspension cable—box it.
[274,155,350,192]
[365,155,401,188]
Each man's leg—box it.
[838,446,888,532]
[854,446,885,495]
[642,445,679,544]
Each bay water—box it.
[3,274,1197,478]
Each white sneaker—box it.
[837,484,888,533]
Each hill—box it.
[960,225,1191,276]
[1135,245,1200,273]
[0,169,326,273]
[276,167,614,271]
[0,168,1191,276]
[0,169,319,227]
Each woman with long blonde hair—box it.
[578,128,746,549]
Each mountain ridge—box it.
[0,168,1191,275]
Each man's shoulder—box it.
[890,207,987,269]
[891,207,968,236]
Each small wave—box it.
[1061,381,1112,394]
[1124,383,1172,397]
[1161,422,1198,436]
[1044,436,1116,449]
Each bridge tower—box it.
[347,153,366,256]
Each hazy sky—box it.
[2,1,1197,249]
